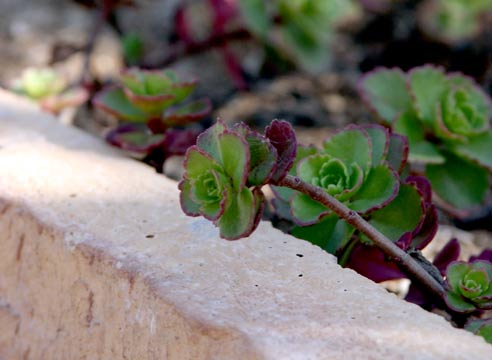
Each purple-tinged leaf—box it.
[452,132,492,170]
[196,120,227,163]
[470,249,492,263]
[93,87,147,122]
[233,123,277,186]
[434,239,461,274]
[170,80,198,103]
[386,133,408,174]
[265,119,297,183]
[444,291,477,313]
[106,123,165,153]
[446,261,471,293]
[163,98,212,127]
[161,128,199,157]
[123,87,176,116]
[178,179,201,217]
[218,131,250,191]
[361,124,390,167]
[346,243,405,282]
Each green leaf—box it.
[217,187,256,240]
[446,262,472,293]
[367,183,423,242]
[238,0,271,37]
[196,120,227,163]
[185,147,220,179]
[386,134,408,173]
[451,132,492,169]
[291,215,354,254]
[219,132,249,191]
[445,292,476,313]
[322,128,372,172]
[122,32,144,65]
[124,88,176,117]
[349,165,399,213]
[426,151,489,210]
[459,268,489,299]
[363,125,389,166]
[178,179,201,216]
[291,192,330,225]
[408,66,450,128]
[360,69,413,124]
[170,82,197,104]
[163,98,211,127]
[93,87,147,122]
[394,111,445,164]
[245,132,277,186]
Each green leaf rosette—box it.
[445,260,492,313]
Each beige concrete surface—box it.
[0,90,491,359]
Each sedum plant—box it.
[359,66,492,215]
[11,67,88,113]
[418,0,492,43]
[465,319,492,344]
[445,260,492,312]
[93,68,211,171]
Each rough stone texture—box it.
[0,90,491,359]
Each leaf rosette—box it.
[359,66,492,213]
[444,260,492,313]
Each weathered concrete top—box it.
[0,90,491,359]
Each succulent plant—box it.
[93,68,211,169]
[239,0,359,72]
[417,0,492,43]
[179,119,296,239]
[271,125,437,277]
[445,260,492,312]
[359,66,492,214]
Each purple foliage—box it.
[265,120,297,183]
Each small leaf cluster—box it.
[238,0,358,72]
[179,119,296,239]
[445,260,492,312]
[11,68,88,113]
[360,66,492,213]
[93,68,211,162]
[418,0,492,43]
[272,125,437,281]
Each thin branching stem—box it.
[278,174,446,300]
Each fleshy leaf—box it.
[452,132,492,170]
[218,132,250,191]
[349,165,399,213]
[408,66,450,128]
[163,98,212,127]
[265,120,297,183]
[394,111,445,164]
[196,120,227,163]
[178,179,201,216]
[359,68,412,124]
[444,291,477,313]
[123,87,176,116]
[93,87,147,122]
[233,123,277,186]
[106,123,165,153]
[322,127,372,172]
[290,192,331,226]
[367,183,423,242]
[386,133,408,173]
[184,147,221,179]
[217,187,257,240]
[291,215,355,254]
[446,261,472,293]
[426,151,489,210]
[362,125,389,166]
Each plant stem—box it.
[278,174,446,300]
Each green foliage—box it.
[238,0,359,72]
[360,66,492,212]
[444,261,492,312]
[12,68,66,100]
[418,0,492,43]
[94,68,211,129]
[179,119,296,239]
[274,125,431,255]
[122,32,144,66]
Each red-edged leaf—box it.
[265,119,297,183]
[106,123,165,153]
[93,87,147,122]
[162,98,212,127]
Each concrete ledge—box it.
[0,90,491,359]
